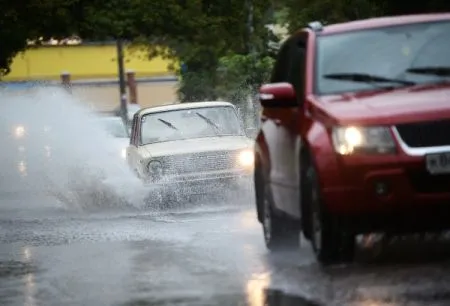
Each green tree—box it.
[0,0,198,77]
[276,0,382,32]
[0,0,80,76]
[276,0,450,34]
[376,0,450,15]
[137,0,274,102]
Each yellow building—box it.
[1,42,179,111]
[3,42,175,81]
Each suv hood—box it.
[141,136,253,158]
[315,83,450,125]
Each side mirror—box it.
[258,82,297,108]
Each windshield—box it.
[140,106,243,145]
[315,21,450,95]
[101,119,129,138]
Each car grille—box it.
[158,150,242,175]
[396,119,450,148]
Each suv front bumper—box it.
[321,153,450,228]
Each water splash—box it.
[0,86,148,211]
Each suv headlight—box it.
[331,126,396,155]
[147,160,164,180]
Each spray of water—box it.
[0,87,148,212]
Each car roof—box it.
[318,13,450,35]
[138,101,236,116]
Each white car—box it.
[126,101,254,199]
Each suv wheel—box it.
[261,174,300,251]
[306,161,355,264]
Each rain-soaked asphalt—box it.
[4,183,450,306]
[2,89,450,306]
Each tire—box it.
[261,173,300,251]
[305,159,355,265]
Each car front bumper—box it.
[320,153,450,231]
[144,169,253,195]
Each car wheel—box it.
[261,174,299,251]
[306,161,355,265]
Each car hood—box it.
[315,83,450,125]
[141,136,253,157]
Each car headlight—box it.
[147,160,164,180]
[121,148,127,159]
[238,149,255,167]
[331,126,396,155]
[14,125,25,138]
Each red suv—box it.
[254,14,450,265]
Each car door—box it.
[262,34,307,218]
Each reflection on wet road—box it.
[3,198,450,306]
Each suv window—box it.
[315,20,450,95]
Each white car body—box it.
[126,101,254,195]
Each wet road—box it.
[2,89,450,306]
[3,189,450,306]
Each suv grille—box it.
[159,150,242,175]
[396,119,450,148]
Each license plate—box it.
[426,152,450,174]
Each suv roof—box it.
[317,13,450,35]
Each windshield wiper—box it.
[195,112,220,134]
[157,118,179,130]
[323,73,415,87]
[406,66,450,77]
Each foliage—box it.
[0,0,204,77]
[277,0,450,33]
[137,0,274,102]
[277,0,383,32]
[377,0,450,16]
[216,53,274,105]
[0,0,80,76]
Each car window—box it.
[315,21,450,95]
[140,106,244,145]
